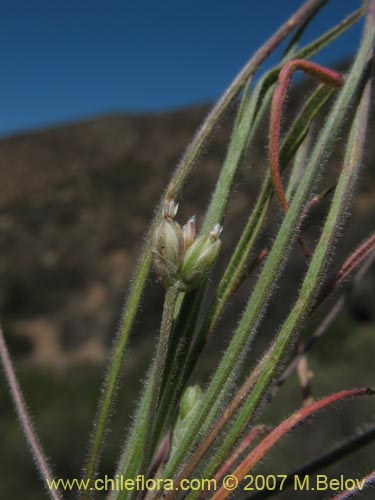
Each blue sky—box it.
[0,0,364,137]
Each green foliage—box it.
[1,2,374,500]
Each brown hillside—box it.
[0,94,373,368]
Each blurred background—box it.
[0,1,374,499]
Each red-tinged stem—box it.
[214,426,268,484]
[208,388,374,500]
[329,470,375,500]
[0,326,62,500]
[244,424,375,499]
[198,427,268,500]
[317,233,375,305]
[269,59,343,257]
[274,249,375,397]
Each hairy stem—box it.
[137,284,180,476]
[0,326,62,500]
[85,1,328,487]
[183,11,374,493]
[269,59,343,256]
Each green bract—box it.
[152,218,184,288]
[180,232,221,292]
[171,385,203,457]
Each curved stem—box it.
[0,326,62,500]
[269,59,343,214]
[269,59,343,257]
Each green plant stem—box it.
[163,79,336,450]
[160,8,374,492]
[185,83,335,379]
[193,23,374,491]
[82,242,152,500]
[84,3,328,489]
[137,284,180,477]
[274,240,375,396]
[108,369,154,500]
[285,129,313,202]
[148,8,363,463]
[151,287,205,455]
[108,284,179,500]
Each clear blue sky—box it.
[0,0,364,137]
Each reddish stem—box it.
[317,233,375,305]
[273,248,375,398]
[270,59,343,213]
[209,388,374,500]
[214,426,268,484]
[269,59,343,257]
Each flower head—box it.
[152,200,222,290]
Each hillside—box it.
[0,88,374,500]
[0,92,373,368]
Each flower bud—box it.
[152,200,183,288]
[182,216,196,250]
[171,385,203,457]
[163,199,179,219]
[209,223,223,241]
[179,225,222,291]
